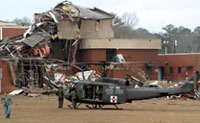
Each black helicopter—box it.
[65,75,196,109]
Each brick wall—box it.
[158,54,199,80]
[115,49,159,80]
[2,28,26,39]
[77,49,159,80]
[0,61,16,93]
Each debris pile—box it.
[0,0,114,59]
[0,0,115,93]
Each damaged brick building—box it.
[0,21,27,93]
[0,1,162,93]
[0,21,27,39]
[77,38,161,80]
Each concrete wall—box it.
[57,21,78,39]
[80,38,161,49]
[58,19,114,39]
[80,19,114,39]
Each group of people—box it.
[56,84,78,109]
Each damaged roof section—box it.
[54,1,114,39]
[22,32,50,47]
[55,0,114,20]
[0,0,116,93]
[77,7,114,20]
[0,0,114,58]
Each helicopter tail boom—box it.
[126,81,194,101]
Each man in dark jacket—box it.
[56,87,64,108]
[70,85,78,109]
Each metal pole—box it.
[174,40,176,53]
[194,55,198,90]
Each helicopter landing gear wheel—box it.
[86,104,104,109]
[93,104,103,109]
[113,104,122,110]
[114,104,119,109]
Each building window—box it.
[178,67,182,73]
[106,49,116,62]
[169,67,173,73]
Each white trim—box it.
[158,53,200,56]
[0,27,2,40]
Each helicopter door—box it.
[114,86,126,103]
[104,86,126,104]
[82,84,103,101]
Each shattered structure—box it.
[0,1,162,94]
[0,1,116,92]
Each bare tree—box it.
[121,12,138,28]
[11,16,32,26]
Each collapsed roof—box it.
[0,0,114,59]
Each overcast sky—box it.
[0,0,200,33]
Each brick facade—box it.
[158,54,199,80]
[0,26,26,93]
[0,61,16,93]
[76,49,159,80]
[2,28,26,39]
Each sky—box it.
[0,0,200,33]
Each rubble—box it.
[9,89,24,96]
[0,1,198,101]
[27,93,40,97]
[0,0,114,94]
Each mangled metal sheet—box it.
[22,32,50,47]
[9,89,24,95]
[55,1,114,20]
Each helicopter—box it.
[64,74,197,110]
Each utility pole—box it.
[174,40,177,53]
[194,55,198,90]
[163,40,169,54]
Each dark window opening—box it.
[106,49,116,62]
[169,67,173,73]
[83,84,103,100]
[178,67,182,73]
[187,66,193,70]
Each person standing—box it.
[1,93,13,118]
[71,85,78,109]
[56,87,64,109]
